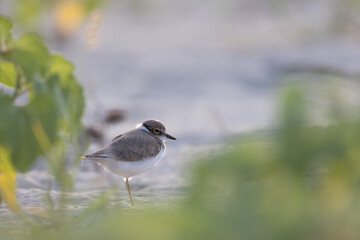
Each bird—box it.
[81,119,176,206]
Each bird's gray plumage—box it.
[85,128,163,162]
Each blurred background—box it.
[1,0,360,239]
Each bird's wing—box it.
[111,134,122,142]
[109,130,163,162]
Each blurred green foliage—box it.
[1,82,360,239]
[0,0,105,41]
[12,0,103,28]
[0,14,84,183]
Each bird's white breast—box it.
[96,146,166,178]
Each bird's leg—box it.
[124,178,134,206]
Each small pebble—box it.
[104,109,126,124]
[85,126,104,142]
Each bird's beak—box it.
[165,133,176,140]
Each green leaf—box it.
[0,94,58,172]
[0,61,17,87]
[0,15,13,50]
[48,54,75,85]
[0,96,37,172]
[0,146,18,212]
[47,55,84,131]
[8,33,50,83]
[25,93,58,145]
[12,94,59,172]
[0,95,17,144]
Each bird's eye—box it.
[153,128,160,134]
